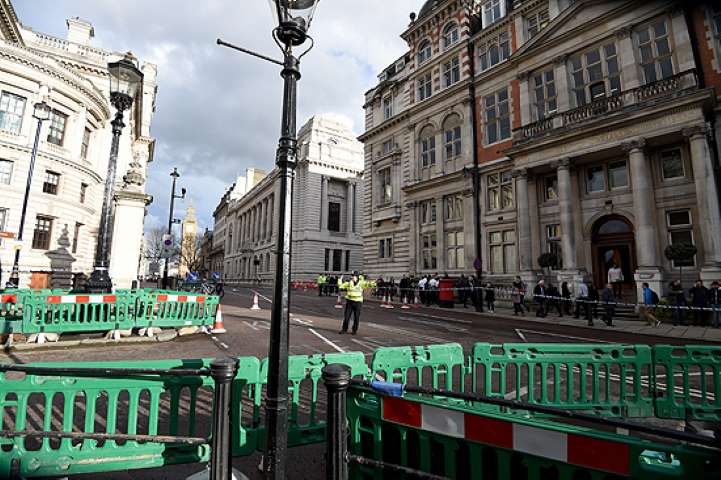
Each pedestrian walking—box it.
[588,283,599,321]
[513,276,528,313]
[337,272,376,335]
[689,280,709,326]
[512,286,524,316]
[428,275,439,306]
[547,283,563,317]
[533,280,547,318]
[574,279,591,324]
[669,280,687,326]
[388,277,396,303]
[484,283,495,312]
[640,282,661,327]
[214,279,225,300]
[399,275,410,305]
[418,275,428,305]
[607,263,624,299]
[600,283,615,326]
[561,281,573,316]
[458,274,470,308]
[708,281,721,328]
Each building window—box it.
[487,171,513,211]
[544,175,558,201]
[379,237,393,259]
[382,139,394,155]
[484,88,510,144]
[444,126,462,161]
[446,231,465,269]
[569,42,621,106]
[81,127,91,159]
[478,31,510,72]
[417,73,432,101]
[47,110,68,146]
[532,70,557,120]
[607,160,629,189]
[711,6,721,54]
[324,248,330,271]
[545,224,562,269]
[586,165,605,193]
[43,171,60,195]
[442,22,460,49]
[383,96,393,119]
[333,249,342,271]
[327,202,341,232]
[489,230,517,274]
[80,183,88,204]
[442,57,461,88]
[0,91,26,135]
[637,19,674,84]
[72,222,82,254]
[420,200,437,225]
[482,0,503,27]
[417,40,432,65]
[0,209,7,244]
[666,210,695,267]
[421,233,438,270]
[0,159,12,185]
[378,167,392,205]
[526,9,549,39]
[420,131,436,168]
[444,194,464,221]
[32,216,53,250]
[660,148,685,180]
[345,250,350,271]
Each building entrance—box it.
[592,215,636,299]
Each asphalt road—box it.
[3,286,717,480]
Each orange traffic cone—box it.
[334,293,343,309]
[211,306,227,334]
[251,293,261,310]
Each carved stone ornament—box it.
[615,26,633,40]
[511,168,528,179]
[557,157,573,170]
[122,150,146,191]
[681,125,707,139]
[621,138,646,153]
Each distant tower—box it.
[179,203,198,278]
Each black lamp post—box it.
[8,99,51,288]
[162,168,185,289]
[86,56,143,293]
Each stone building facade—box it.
[361,0,721,297]
[222,115,364,283]
[0,1,157,289]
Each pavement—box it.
[3,285,718,480]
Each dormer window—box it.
[417,40,432,65]
[442,23,460,49]
[483,0,503,27]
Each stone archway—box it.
[591,215,636,298]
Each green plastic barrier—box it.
[346,386,721,480]
[136,291,218,330]
[471,343,654,417]
[0,290,25,333]
[653,345,721,420]
[370,343,466,391]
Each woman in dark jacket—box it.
[561,282,573,315]
[484,283,495,312]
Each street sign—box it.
[162,234,174,258]
[0,231,15,239]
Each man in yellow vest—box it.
[338,271,376,335]
[317,273,326,296]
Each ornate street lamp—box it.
[86,55,143,293]
[8,99,51,287]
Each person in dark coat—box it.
[546,283,563,317]
[457,274,470,308]
[600,283,615,326]
[561,281,573,316]
[587,283,600,321]
[484,282,495,312]
[669,280,687,326]
[708,281,721,328]
[533,280,547,318]
[689,280,708,326]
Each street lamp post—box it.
[162,168,185,289]
[8,100,51,288]
[86,56,143,293]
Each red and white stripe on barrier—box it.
[1,295,17,303]
[383,397,629,476]
[47,295,117,304]
[156,294,206,303]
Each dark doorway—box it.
[592,215,636,299]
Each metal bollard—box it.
[210,357,239,480]
[322,363,351,480]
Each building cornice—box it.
[0,0,22,45]
[0,138,104,183]
[402,169,465,194]
[358,111,410,142]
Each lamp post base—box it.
[85,268,113,293]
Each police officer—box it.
[317,273,326,296]
[337,271,376,335]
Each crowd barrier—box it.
[0,289,220,337]
[1,342,719,478]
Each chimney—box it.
[66,17,94,45]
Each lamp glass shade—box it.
[267,0,320,31]
[107,58,144,99]
[33,101,51,121]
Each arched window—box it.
[417,39,432,65]
[442,114,462,161]
[419,126,436,169]
[442,23,460,49]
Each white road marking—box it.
[292,317,314,326]
[516,328,612,344]
[515,329,529,343]
[401,311,472,324]
[211,336,228,350]
[243,321,259,331]
[398,316,467,333]
[252,290,273,303]
[308,328,346,353]
[365,322,447,344]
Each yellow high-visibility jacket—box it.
[338,276,376,302]
[317,275,327,285]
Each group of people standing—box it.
[316,273,340,297]
[529,278,615,326]
[665,279,721,327]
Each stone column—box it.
[513,169,533,273]
[553,55,571,113]
[261,199,268,242]
[671,9,695,72]
[407,202,419,275]
[556,158,576,271]
[436,196,446,272]
[616,28,641,91]
[346,182,354,234]
[517,72,531,126]
[320,176,329,231]
[625,138,663,297]
[684,126,721,277]
[268,195,274,240]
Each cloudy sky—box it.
[15,0,420,231]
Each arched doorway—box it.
[592,215,636,298]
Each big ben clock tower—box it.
[179,204,198,279]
